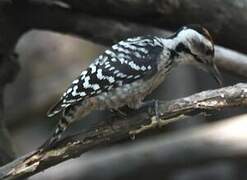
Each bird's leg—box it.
[129,99,169,139]
[141,99,161,118]
[154,100,159,118]
[110,107,129,118]
[130,100,188,137]
[129,100,162,138]
[107,107,131,131]
[110,105,138,120]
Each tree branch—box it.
[214,46,247,77]
[1,83,247,180]
[29,0,247,53]
[1,1,247,178]
[15,2,247,78]
[32,114,247,180]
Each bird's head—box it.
[173,24,223,86]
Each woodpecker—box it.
[43,24,222,148]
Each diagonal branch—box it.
[19,2,247,78]
[34,114,247,180]
[1,83,247,180]
[29,0,247,52]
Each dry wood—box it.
[1,83,247,180]
[34,114,247,180]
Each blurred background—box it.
[4,30,246,179]
[0,0,247,179]
[6,30,103,153]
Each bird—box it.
[42,24,222,149]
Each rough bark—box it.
[33,115,247,180]
[1,83,247,180]
[5,4,247,133]
[29,0,247,53]
[15,1,247,78]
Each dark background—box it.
[0,0,246,179]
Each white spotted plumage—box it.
[47,35,164,117]
[43,25,220,149]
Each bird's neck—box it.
[160,36,192,64]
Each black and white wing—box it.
[47,36,164,117]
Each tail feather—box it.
[47,99,64,117]
[39,116,70,150]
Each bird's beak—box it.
[207,62,223,87]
